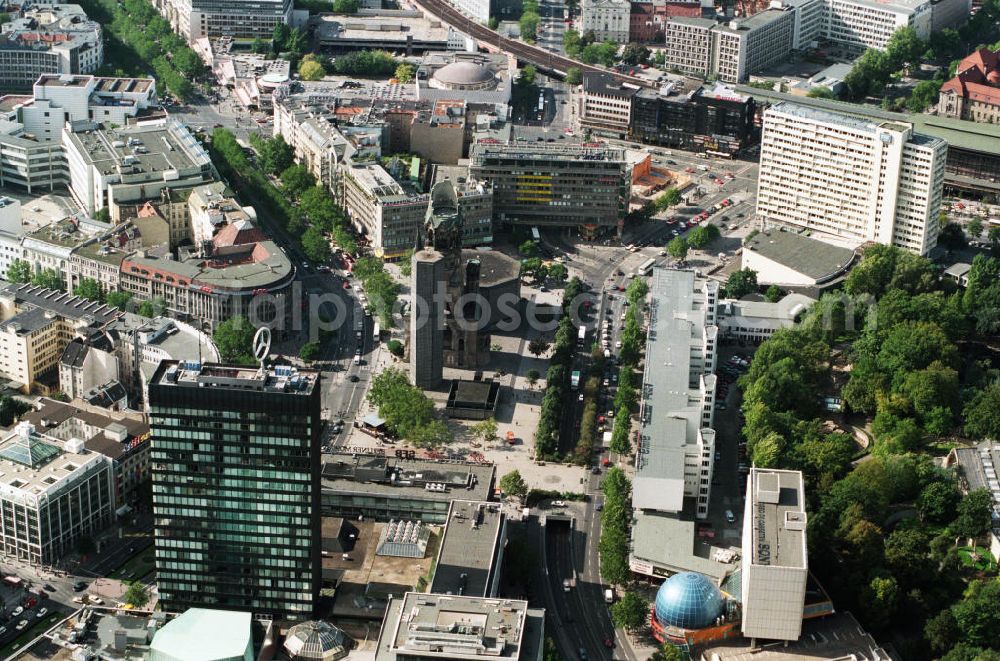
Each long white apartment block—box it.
[633,268,718,520]
[756,102,946,256]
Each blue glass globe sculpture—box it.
[653,572,724,630]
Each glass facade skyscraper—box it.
[149,361,321,621]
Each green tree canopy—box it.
[964,381,1000,439]
[610,592,648,632]
[367,368,452,445]
[123,581,151,608]
[471,417,499,445]
[255,136,294,175]
[298,58,326,81]
[214,316,257,365]
[952,488,993,539]
[32,268,63,291]
[0,395,30,426]
[73,277,103,302]
[667,236,689,261]
[332,50,397,76]
[951,579,1000,648]
[299,341,320,362]
[394,63,415,82]
[6,259,30,283]
[302,226,331,262]
[106,291,132,311]
[917,480,960,524]
[723,268,758,299]
[499,470,528,501]
[688,223,720,249]
[280,164,316,198]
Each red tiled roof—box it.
[211,221,264,248]
[940,48,1000,106]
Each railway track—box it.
[413,0,657,89]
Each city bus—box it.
[577,324,587,347]
[638,258,656,276]
[373,321,380,345]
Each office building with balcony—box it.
[118,229,294,331]
[665,9,794,84]
[664,17,716,78]
[740,468,808,642]
[824,0,930,51]
[21,397,150,511]
[578,72,640,139]
[0,283,121,393]
[0,74,157,195]
[756,102,947,256]
[375,592,545,661]
[632,268,718,522]
[154,0,292,43]
[63,119,214,218]
[0,4,103,90]
[711,10,795,84]
[631,83,755,155]
[149,361,322,621]
[0,420,115,565]
[469,142,630,236]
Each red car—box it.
[603,637,615,648]
[684,166,695,173]
[714,178,725,185]
[342,281,351,289]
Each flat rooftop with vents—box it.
[429,500,505,598]
[747,468,806,570]
[320,452,495,523]
[65,118,211,179]
[0,421,109,497]
[375,592,544,661]
[153,361,319,395]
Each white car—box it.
[552,500,566,508]
[15,620,27,631]
[89,597,103,605]
[12,606,23,617]
[36,608,47,618]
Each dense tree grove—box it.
[367,368,452,446]
[600,467,632,585]
[738,244,1000,658]
[79,0,203,100]
[332,50,397,76]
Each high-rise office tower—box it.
[756,102,947,256]
[149,360,321,620]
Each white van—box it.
[725,510,735,524]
